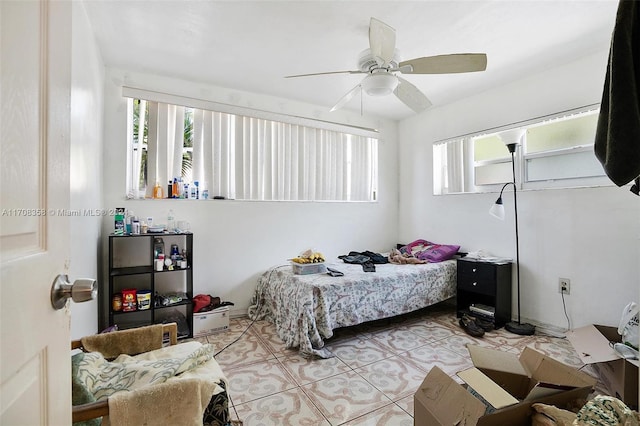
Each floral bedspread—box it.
[248,260,457,358]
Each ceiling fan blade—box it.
[285,70,364,78]
[399,53,487,74]
[394,76,432,113]
[330,84,361,112]
[369,17,396,65]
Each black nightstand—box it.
[456,258,512,328]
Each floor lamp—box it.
[489,129,536,336]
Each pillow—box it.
[402,239,460,263]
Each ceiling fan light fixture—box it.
[362,73,398,96]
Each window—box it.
[127,94,378,202]
[433,106,608,195]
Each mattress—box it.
[248,259,457,358]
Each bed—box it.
[247,259,457,358]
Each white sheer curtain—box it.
[143,101,185,198]
[236,117,376,201]
[433,139,465,195]
[128,98,146,198]
[446,138,465,193]
[191,109,236,199]
[349,133,377,201]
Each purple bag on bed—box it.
[402,239,460,263]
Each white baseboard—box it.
[230,308,249,319]
[517,317,568,338]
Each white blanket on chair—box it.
[76,342,226,426]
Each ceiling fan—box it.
[285,17,488,113]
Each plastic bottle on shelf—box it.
[170,244,179,263]
[177,177,185,198]
[167,209,175,233]
[172,178,179,199]
[125,211,132,234]
[153,237,165,259]
[200,181,209,200]
[194,181,200,200]
[114,212,125,235]
[131,216,140,234]
[153,182,164,199]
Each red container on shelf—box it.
[121,288,137,312]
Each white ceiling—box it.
[82,1,619,121]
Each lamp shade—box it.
[362,73,398,96]
[489,198,505,220]
[498,129,526,146]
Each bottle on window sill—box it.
[200,181,208,200]
[194,181,200,200]
[153,182,164,199]
[172,178,179,199]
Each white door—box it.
[1,0,73,424]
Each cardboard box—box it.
[566,324,639,409]
[414,345,596,425]
[193,306,229,337]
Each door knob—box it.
[50,274,97,310]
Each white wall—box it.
[69,2,104,339]
[398,50,640,331]
[100,69,399,327]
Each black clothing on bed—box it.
[338,251,388,272]
[339,251,389,264]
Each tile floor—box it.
[191,302,608,426]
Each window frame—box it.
[124,88,380,202]
[433,104,611,195]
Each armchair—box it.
[71,323,229,426]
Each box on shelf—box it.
[291,261,326,275]
[193,306,229,337]
[414,345,596,425]
[566,324,639,409]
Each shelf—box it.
[111,232,193,236]
[111,308,153,316]
[110,266,153,276]
[106,233,194,338]
[110,299,192,315]
[458,308,495,322]
[153,266,191,274]
[154,300,191,310]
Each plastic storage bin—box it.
[193,307,229,337]
[291,262,327,275]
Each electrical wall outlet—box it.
[558,278,571,295]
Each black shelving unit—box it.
[456,258,512,329]
[107,233,193,338]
